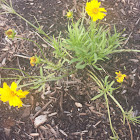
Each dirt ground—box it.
[0,0,140,139]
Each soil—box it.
[0,0,140,140]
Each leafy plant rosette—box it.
[0,0,140,139]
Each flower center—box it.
[11,91,16,96]
[32,58,37,62]
[7,31,13,36]
[117,73,122,78]
[92,8,99,14]
[67,12,72,17]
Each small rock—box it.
[35,106,42,112]
[129,75,135,80]
[121,90,127,94]
[30,3,34,5]
[75,102,82,108]
[34,115,47,128]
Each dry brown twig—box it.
[33,99,53,119]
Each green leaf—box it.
[92,65,102,70]
[91,92,104,101]
[40,67,43,77]
[30,84,40,90]
[70,58,82,64]
[76,61,87,69]
[94,53,98,63]
[38,84,45,92]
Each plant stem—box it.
[104,92,118,139]
[18,70,76,89]
[15,13,50,39]
[112,49,140,53]
[15,13,38,30]
[126,118,133,140]
[107,92,126,124]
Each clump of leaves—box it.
[52,20,124,70]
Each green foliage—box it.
[88,71,122,139]
[90,75,115,101]
[125,107,140,124]
[1,1,140,139]
[60,20,124,69]
[89,70,140,139]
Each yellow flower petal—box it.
[10,82,17,92]
[3,82,10,90]
[9,96,23,108]
[0,90,12,102]
[16,90,29,98]
[99,8,107,12]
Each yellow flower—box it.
[66,10,73,19]
[85,0,107,22]
[115,71,126,83]
[30,56,40,66]
[5,29,16,39]
[0,82,29,108]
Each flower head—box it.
[5,29,16,39]
[0,82,29,108]
[66,10,73,19]
[30,56,40,66]
[115,71,126,83]
[85,0,107,22]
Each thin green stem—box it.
[112,49,140,53]
[0,12,10,15]
[18,70,76,89]
[15,13,50,39]
[104,92,118,139]
[114,83,122,90]
[0,67,29,77]
[15,13,38,29]
[107,92,126,124]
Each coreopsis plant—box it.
[0,0,140,139]
[88,71,140,139]
[0,82,29,108]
